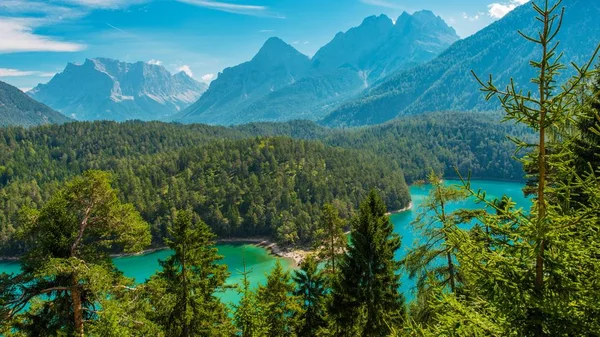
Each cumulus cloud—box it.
[0,68,55,77]
[201,73,216,82]
[177,65,193,77]
[488,0,529,19]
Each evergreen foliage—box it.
[292,255,329,337]
[0,171,151,336]
[407,1,600,336]
[144,209,232,336]
[314,204,347,276]
[256,261,300,336]
[331,190,406,336]
[0,135,410,256]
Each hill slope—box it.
[323,0,599,127]
[0,81,71,127]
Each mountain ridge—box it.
[322,0,599,127]
[176,10,459,125]
[29,58,207,121]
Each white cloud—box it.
[462,12,483,22]
[177,65,193,77]
[0,68,56,77]
[0,0,147,54]
[56,0,148,9]
[201,73,216,82]
[19,87,32,92]
[176,0,284,18]
[147,59,162,66]
[488,0,530,19]
[359,0,404,10]
[0,18,85,53]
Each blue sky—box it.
[0,0,529,91]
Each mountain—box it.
[175,37,311,124]
[322,0,600,127]
[176,11,458,125]
[28,58,207,121]
[312,10,459,83]
[0,81,71,127]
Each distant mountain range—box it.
[175,10,458,125]
[0,80,71,127]
[322,0,599,127]
[4,0,596,128]
[28,58,207,121]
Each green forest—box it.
[0,111,524,255]
[1,2,600,336]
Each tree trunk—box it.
[182,245,189,337]
[71,274,84,337]
[447,251,456,293]
[534,5,549,336]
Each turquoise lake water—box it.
[0,179,528,304]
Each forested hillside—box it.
[0,132,410,256]
[0,112,527,255]
[237,112,528,182]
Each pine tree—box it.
[257,260,300,336]
[232,259,268,337]
[144,209,232,337]
[0,171,151,336]
[436,0,600,335]
[403,172,469,295]
[293,255,328,337]
[331,190,406,336]
[314,204,346,275]
[572,62,600,201]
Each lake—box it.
[0,179,528,304]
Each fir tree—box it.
[314,203,347,276]
[331,190,406,336]
[293,255,328,337]
[257,260,300,336]
[436,0,600,335]
[144,209,232,337]
[403,172,469,295]
[232,258,269,337]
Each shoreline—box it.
[385,201,413,216]
[0,202,413,266]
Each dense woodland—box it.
[0,135,410,255]
[0,112,526,255]
[1,1,600,336]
